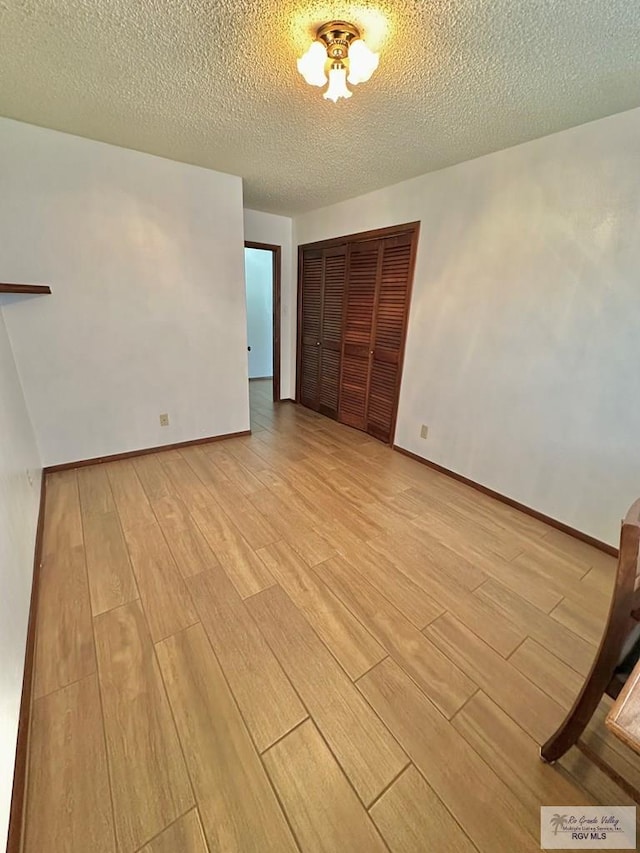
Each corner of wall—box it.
[0,304,42,849]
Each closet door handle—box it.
[316,341,321,346]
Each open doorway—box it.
[244,241,281,404]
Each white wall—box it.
[0,305,41,847]
[0,118,249,466]
[243,209,295,398]
[295,107,640,546]
[244,248,273,378]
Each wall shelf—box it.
[0,283,51,294]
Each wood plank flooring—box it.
[24,378,639,851]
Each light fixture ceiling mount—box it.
[297,20,379,102]
[316,20,360,60]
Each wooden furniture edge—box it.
[577,740,640,803]
[392,444,618,558]
[43,429,252,473]
[605,659,640,750]
[0,284,51,295]
[6,472,47,853]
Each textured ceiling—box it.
[1,1,639,214]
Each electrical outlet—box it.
[159,413,169,427]
[420,424,429,440]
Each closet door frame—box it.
[296,221,420,443]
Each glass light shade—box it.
[297,41,327,87]
[323,65,352,102]
[347,38,379,84]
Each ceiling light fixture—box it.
[297,21,379,102]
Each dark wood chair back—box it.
[541,499,640,764]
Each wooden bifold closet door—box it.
[298,245,347,419]
[298,223,418,443]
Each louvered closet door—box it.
[318,246,346,419]
[299,249,323,409]
[366,233,414,442]
[338,240,380,430]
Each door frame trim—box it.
[296,221,420,443]
[245,241,281,403]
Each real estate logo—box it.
[540,806,636,849]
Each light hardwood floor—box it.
[24,378,640,851]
